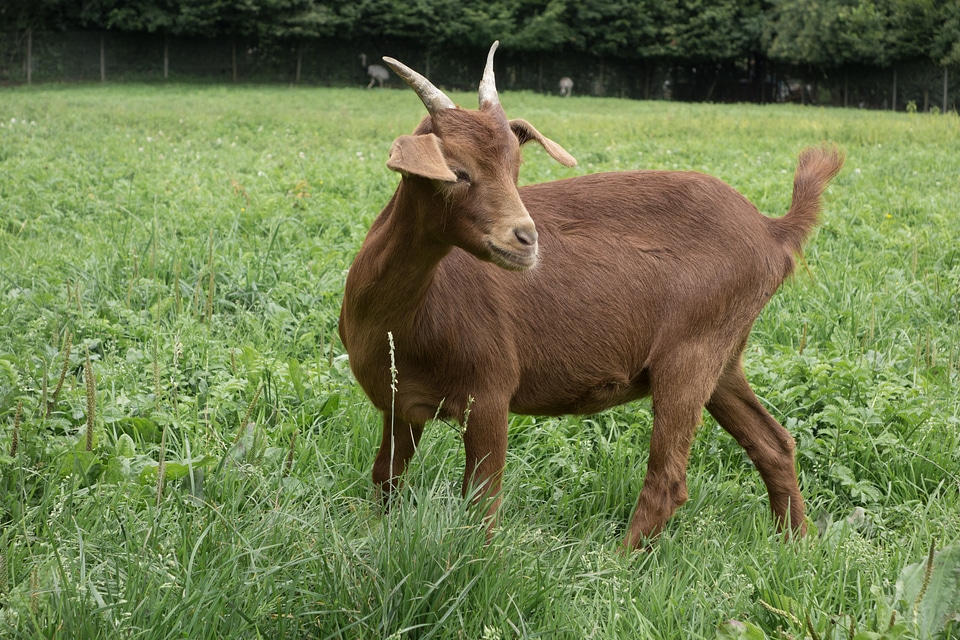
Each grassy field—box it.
[1,84,959,639]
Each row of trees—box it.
[5,0,957,67]
[2,0,958,106]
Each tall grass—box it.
[1,84,958,638]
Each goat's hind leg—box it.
[706,362,806,536]
[372,413,424,505]
[625,351,721,550]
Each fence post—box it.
[945,67,949,115]
[295,40,303,84]
[891,66,897,111]
[100,33,106,82]
[26,27,32,84]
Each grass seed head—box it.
[84,347,95,452]
[47,330,72,417]
[10,401,20,458]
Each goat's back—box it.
[522,170,779,251]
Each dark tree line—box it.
[2,0,958,107]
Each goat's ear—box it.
[387,134,457,182]
[509,118,577,167]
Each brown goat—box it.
[338,42,844,550]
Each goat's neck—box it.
[346,183,450,323]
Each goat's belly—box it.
[510,372,650,416]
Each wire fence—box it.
[2,30,957,112]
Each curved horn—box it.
[382,56,456,114]
[478,41,500,108]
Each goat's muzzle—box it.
[487,220,539,271]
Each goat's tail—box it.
[773,145,844,253]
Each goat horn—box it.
[382,56,456,114]
[478,41,500,108]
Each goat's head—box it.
[382,42,576,271]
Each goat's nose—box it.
[514,225,538,247]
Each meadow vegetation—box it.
[0,85,959,638]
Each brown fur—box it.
[339,101,843,550]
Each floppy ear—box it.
[509,118,577,167]
[387,134,457,182]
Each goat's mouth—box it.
[486,240,538,271]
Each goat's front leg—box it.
[461,403,509,536]
[372,413,424,504]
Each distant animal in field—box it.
[360,53,389,88]
[339,41,844,550]
[559,76,573,96]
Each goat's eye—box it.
[454,169,471,184]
